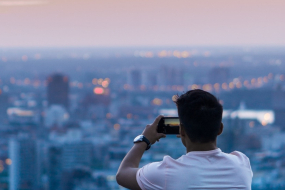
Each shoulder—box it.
[229,151,252,173]
[230,151,250,164]
[138,155,172,176]
[136,156,173,190]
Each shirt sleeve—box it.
[136,158,169,190]
[230,151,253,177]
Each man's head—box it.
[175,89,223,143]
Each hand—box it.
[142,115,166,144]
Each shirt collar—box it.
[186,148,221,156]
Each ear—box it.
[180,124,186,137]
[217,122,223,136]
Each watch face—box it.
[134,135,143,142]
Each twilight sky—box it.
[0,0,285,47]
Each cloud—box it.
[0,0,49,6]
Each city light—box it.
[214,83,220,90]
[24,78,30,85]
[158,50,167,57]
[106,113,112,119]
[249,121,255,128]
[93,87,104,94]
[181,51,190,58]
[236,82,242,88]
[152,98,163,106]
[229,82,234,89]
[172,95,178,102]
[127,113,132,119]
[173,50,181,58]
[7,108,34,117]
[5,159,12,165]
[102,80,109,88]
[97,78,103,85]
[222,83,228,90]
[92,78,97,85]
[191,84,199,90]
[113,124,120,130]
[202,84,212,91]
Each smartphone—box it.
[157,117,180,134]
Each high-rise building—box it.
[47,145,62,190]
[9,137,41,190]
[129,70,142,89]
[0,91,9,122]
[47,138,93,190]
[47,73,69,109]
[273,85,285,130]
[158,66,184,86]
[61,141,93,170]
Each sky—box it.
[0,0,285,47]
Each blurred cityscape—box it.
[0,47,285,190]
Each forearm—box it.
[116,115,165,189]
[118,142,147,170]
[116,142,146,189]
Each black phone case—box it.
[157,117,180,134]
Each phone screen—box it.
[164,118,180,127]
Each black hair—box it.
[175,89,223,143]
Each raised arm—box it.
[116,115,166,190]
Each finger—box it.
[176,135,181,138]
[153,115,164,126]
[158,133,166,138]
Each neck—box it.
[186,140,217,153]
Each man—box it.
[116,89,253,190]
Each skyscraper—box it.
[158,66,184,86]
[129,70,142,90]
[47,145,62,190]
[47,73,69,109]
[47,140,93,190]
[9,137,41,190]
[273,85,285,130]
[61,141,93,170]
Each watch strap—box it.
[134,135,151,150]
[142,136,151,150]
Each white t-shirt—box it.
[136,148,253,190]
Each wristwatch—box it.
[133,135,151,150]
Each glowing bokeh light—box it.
[5,159,12,165]
[93,87,104,94]
[152,98,163,106]
[114,124,120,130]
